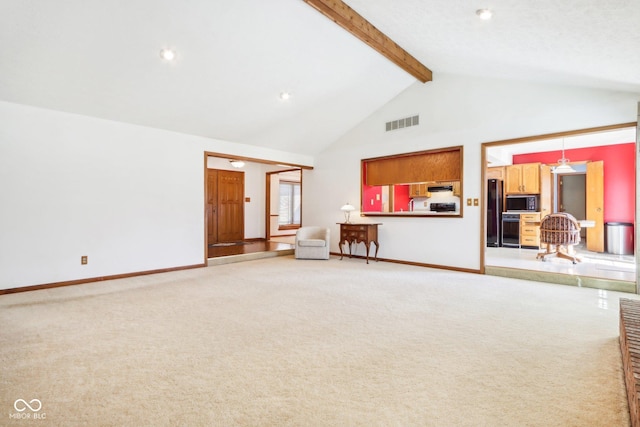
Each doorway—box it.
[481,123,637,290]
[558,173,586,237]
[266,169,302,241]
[206,168,245,245]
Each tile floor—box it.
[485,244,636,283]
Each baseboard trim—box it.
[0,263,207,295]
[329,251,481,274]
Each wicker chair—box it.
[536,213,582,264]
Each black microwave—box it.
[506,195,539,212]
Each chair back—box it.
[539,213,581,245]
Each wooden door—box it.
[586,161,604,252]
[217,170,244,242]
[206,169,244,244]
[539,164,552,219]
[207,169,218,246]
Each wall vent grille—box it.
[385,115,419,132]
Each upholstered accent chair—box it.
[295,226,330,260]
[536,212,582,264]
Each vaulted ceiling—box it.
[1,1,639,157]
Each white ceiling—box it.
[1,0,639,157]
[487,126,637,166]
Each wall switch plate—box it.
[81,256,88,265]
[473,198,479,206]
[466,198,472,206]
[245,197,250,202]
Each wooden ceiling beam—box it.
[303,0,432,83]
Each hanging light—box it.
[552,139,576,174]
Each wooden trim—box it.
[265,172,272,240]
[0,263,206,295]
[480,145,487,274]
[329,252,481,275]
[362,145,461,163]
[205,151,313,170]
[303,0,432,83]
[483,122,637,148]
[278,225,301,231]
[204,153,209,265]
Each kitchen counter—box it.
[363,211,460,216]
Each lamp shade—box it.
[340,203,355,223]
[229,160,245,168]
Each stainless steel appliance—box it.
[506,195,539,212]
[501,213,520,247]
[430,202,456,212]
[487,179,503,247]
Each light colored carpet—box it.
[0,256,634,426]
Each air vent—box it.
[385,115,419,132]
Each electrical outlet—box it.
[81,256,88,265]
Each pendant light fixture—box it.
[552,138,575,174]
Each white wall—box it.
[0,101,313,290]
[305,74,640,270]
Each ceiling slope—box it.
[1,1,639,157]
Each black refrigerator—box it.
[487,179,503,247]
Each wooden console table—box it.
[338,223,381,264]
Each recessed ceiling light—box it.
[476,9,492,20]
[160,49,176,61]
[280,92,291,100]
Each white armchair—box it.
[295,226,330,260]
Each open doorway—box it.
[557,173,586,238]
[266,169,302,244]
[481,123,637,291]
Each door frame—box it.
[265,168,303,241]
[203,152,312,263]
[480,122,636,276]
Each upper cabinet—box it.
[409,183,429,197]
[409,181,460,197]
[487,166,505,181]
[505,163,540,194]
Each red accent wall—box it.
[362,184,383,211]
[513,142,635,223]
[394,185,410,212]
[361,163,382,211]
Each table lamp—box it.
[341,203,355,223]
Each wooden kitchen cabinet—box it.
[409,183,429,197]
[505,163,540,194]
[452,181,460,197]
[487,166,505,180]
[410,181,460,197]
[520,212,541,248]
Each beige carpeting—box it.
[0,256,634,426]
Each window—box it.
[279,181,301,226]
